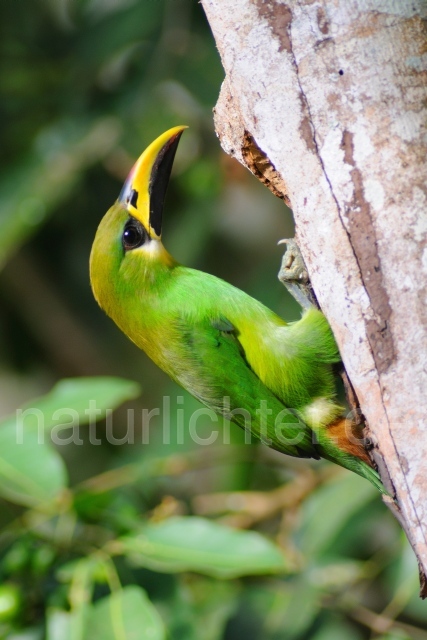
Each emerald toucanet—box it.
[90,126,383,492]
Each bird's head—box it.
[90,126,186,316]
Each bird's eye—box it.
[122,218,146,251]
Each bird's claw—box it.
[278,239,317,310]
[278,238,309,283]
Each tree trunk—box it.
[201,0,427,595]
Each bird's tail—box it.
[320,445,387,494]
[354,460,386,494]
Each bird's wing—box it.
[230,307,343,430]
[171,315,319,459]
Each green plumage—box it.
[90,203,384,493]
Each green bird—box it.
[90,126,383,492]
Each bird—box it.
[90,126,384,492]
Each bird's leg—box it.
[278,239,317,310]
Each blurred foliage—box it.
[0,0,425,638]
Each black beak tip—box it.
[148,131,184,237]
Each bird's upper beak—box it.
[118,125,187,239]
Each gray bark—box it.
[201,0,427,595]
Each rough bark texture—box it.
[201,0,427,593]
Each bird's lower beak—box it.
[118,125,187,239]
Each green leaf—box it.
[0,377,141,433]
[168,576,238,640]
[244,580,321,639]
[297,473,377,557]
[119,516,289,578]
[310,618,364,640]
[85,586,166,640]
[46,608,75,640]
[46,605,93,640]
[0,377,139,507]
[0,421,67,507]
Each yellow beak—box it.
[118,125,187,239]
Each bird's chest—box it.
[128,314,191,379]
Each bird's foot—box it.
[278,239,317,310]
